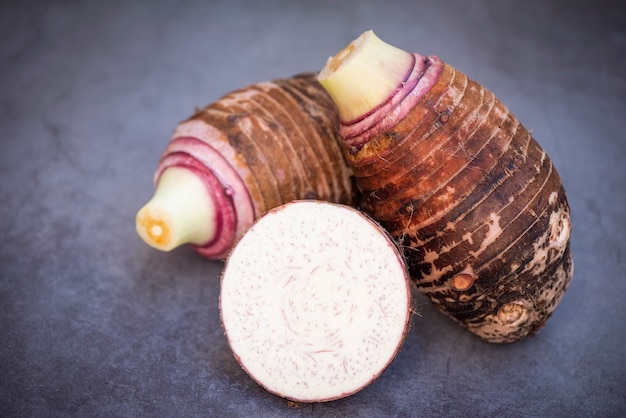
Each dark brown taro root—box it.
[318,30,573,343]
[135,74,354,259]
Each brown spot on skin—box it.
[452,273,474,291]
[497,302,527,325]
[437,109,451,125]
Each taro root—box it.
[220,200,411,402]
[318,30,573,343]
[135,74,354,259]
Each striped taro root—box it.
[136,74,354,259]
[318,31,573,343]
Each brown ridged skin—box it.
[347,63,573,343]
[188,73,354,218]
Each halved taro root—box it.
[220,200,411,402]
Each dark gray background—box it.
[1,0,625,416]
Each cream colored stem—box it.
[318,30,414,122]
[135,166,216,251]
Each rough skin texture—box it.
[154,74,355,258]
[339,59,573,343]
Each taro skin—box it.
[319,30,573,343]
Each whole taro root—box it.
[318,31,573,343]
[135,74,354,259]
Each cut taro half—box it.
[220,200,411,402]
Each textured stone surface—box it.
[1,0,625,416]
